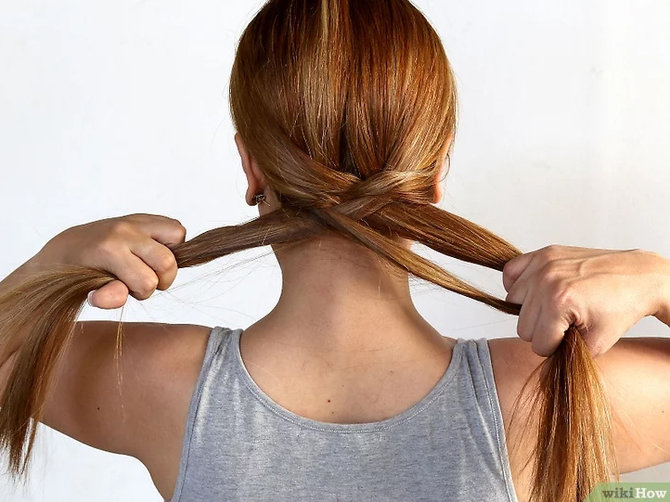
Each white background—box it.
[1,0,669,499]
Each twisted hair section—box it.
[0,0,619,500]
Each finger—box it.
[578,322,615,359]
[505,269,533,305]
[516,297,542,343]
[127,214,187,248]
[503,251,536,292]
[531,303,571,357]
[88,280,130,310]
[97,249,160,301]
[505,253,550,306]
[129,239,179,291]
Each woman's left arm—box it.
[596,335,670,472]
[501,245,670,473]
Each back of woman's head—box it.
[0,1,619,499]
[230,0,456,218]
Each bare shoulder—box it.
[35,320,215,501]
[487,337,547,414]
[486,337,546,501]
[114,322,215,499]
[487,335,670,487]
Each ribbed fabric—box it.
[167,326,519,502]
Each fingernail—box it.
[87,290,96,307]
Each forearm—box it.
[0,252,49,294]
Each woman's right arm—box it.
[0,214,199,464]
[1,213,188,366]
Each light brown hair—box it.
[0,1,619,499]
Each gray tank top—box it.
[167,326,519,502]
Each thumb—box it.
[86,280,130,309]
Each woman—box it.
[1,1,669,501]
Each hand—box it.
[502,244,670,358]
[36,213,187,309]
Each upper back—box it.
[164,326,520,502]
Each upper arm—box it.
[595,336,670,472]
[0,320,213,461]
[490,336,670,476]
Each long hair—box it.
[0,0,619,500]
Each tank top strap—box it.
[170,325,235,502]
[456,337,517,502]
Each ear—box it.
[234,132,265,206]
[433,157,448,204]
[433,134,454,204]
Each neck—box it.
[247,233,447,365]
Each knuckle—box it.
[136,274,159,297]
[502,260,512,278]
[155,251,177,273]
[502,260,516,288]
[540,244,561,263]
[170,223,187,242]
[111,220,135,235]
[539,262,562,286]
